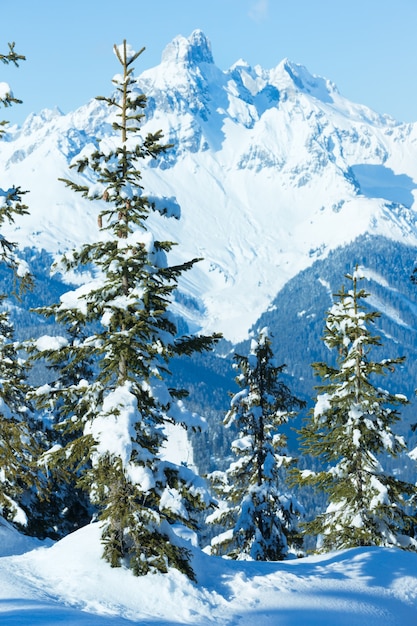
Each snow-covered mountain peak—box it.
[2,32,417,341]
[230,58,251,71]
[161,30,214,67]
[5,107,63,141]
[23,106,64,127]
[272,58,338,104]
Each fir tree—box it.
[1,43,25,129]
[25,322,94,539]
[294,268,416,552]
[0,42,40,531]
[28,41,220,578]
[0,306,37,529]
[208,327,305,560]
[0,43,30,278]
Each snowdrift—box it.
[0,520,416,625]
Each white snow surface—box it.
[0,82,11,99]
[0,519,416,625]
[3,31,417,341]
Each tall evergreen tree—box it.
[208,327,305,560]
[28,41,220,578]
[293,268,416,552]
[0,43,40,531]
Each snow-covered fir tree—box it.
[0,305,38,530]
[1,43,25,131]
[294,268,416,552]
[27,41,220,579]
[0,43,30,277]
[0,43,42,532]
[26,322,94,539]
[208,327,305,560]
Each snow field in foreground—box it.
[0,520,416,625]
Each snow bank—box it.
[0,520,416,625]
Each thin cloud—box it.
[248,0,269,22]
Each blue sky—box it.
[2,0,417,125]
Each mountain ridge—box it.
[2,30,417,341]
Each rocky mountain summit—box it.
[2,30,417,341]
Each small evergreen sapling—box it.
[294,268,416,552]
[28,41,220,579]
[208,327,305,560]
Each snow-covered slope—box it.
[0,520,416,625]
[2,30,417,341]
